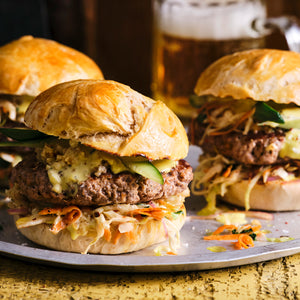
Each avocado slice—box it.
[122,159,164,184]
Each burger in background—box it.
[0,35,104,187]
[189,49,300,212]
[6,79,193,254]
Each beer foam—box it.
[156,0,267,40]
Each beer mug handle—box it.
[263,16,300,53]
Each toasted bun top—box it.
[25,80,189,160]
[195,49,300,106]
[0,36,103,96]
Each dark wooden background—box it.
[0,0,299,97]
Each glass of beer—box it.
[151,0,300,122]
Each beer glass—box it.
[152,0,300,121]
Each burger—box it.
[6,79,193,254]
[0,35,103,186]
[189,49,300,212]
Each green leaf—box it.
[0,137,55,148]
[254,102,285,124]
[0,128,48,141]
[189,95,210,108]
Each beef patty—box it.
[192,123,286,165]
[10,157,193,207]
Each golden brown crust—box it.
[195,49,300,105]
[16,206,186,254]
[0,36,103,96]
[25,79,189,160]
[223,180,300,211]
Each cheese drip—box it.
[280,129,300,160]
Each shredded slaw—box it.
[12,192,187,255]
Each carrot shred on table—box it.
[212,225,237,235]
[204,223,259,249]
[204,234,243,241]
[234,234,254,249]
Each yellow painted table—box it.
[0,253,299,299]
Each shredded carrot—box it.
[205,103,230,124]
[234,234,254,249]
[111,230,122,245]
[204,223,260,249]
[222,165,233,178]
[128,207,166,221]
[166,251,177,255]
[39,206,81,218]
[125,230,137,244]
[209,107,255,136]
[197,102,215,115]
[39,206,82,234]
[51,221,65,234]
[190,102,228,140]
[204,233,255,249]
[204,234,243,241]
[204,102,227,113]
[212,225,237,235]
[103,228,111,242]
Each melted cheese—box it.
[41,141,128,195]
[39,141,176,195]
[152,159,177,173]
[280,128,300,159]
[262,107,300,130]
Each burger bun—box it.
[25,79,189,161]
[16,206,186,254]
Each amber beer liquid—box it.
[152,0,267,120]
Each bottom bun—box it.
[223,179,300,211]
[16,206,186,254]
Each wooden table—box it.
[0,252,299,299]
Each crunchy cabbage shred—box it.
[192,154,299,213]
[192,97,300,212]
[14,193,187,255]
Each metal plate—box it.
[0,145,300,272]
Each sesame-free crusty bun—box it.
[0,35,103,96]
[190,48,300,212]
[16,204,186,254]
[25,79,189,160]
[194,49,300,106]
